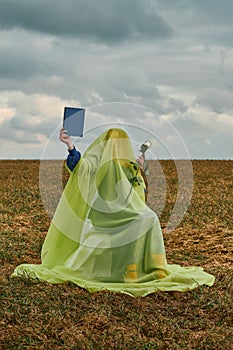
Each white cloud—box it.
[0,92,81,146]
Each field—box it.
[1,159,232,349]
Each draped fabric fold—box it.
[12,128,214,297]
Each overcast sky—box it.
[0,0,232,159]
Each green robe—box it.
[12,128,214,297]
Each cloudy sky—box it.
[0,0,233,159]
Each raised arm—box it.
[60,128,81,172]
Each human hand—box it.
[59,128,73,150]
[136,156,144,169]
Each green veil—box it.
[12,128,214,297]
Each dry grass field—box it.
[1,159,232,349]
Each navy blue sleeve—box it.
[66,146,81,172]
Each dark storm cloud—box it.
[0,0,172,43]
[0,30,61,81]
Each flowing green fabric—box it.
[12,128,214,297]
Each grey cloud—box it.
[0,25,230,107]
[157,0,233,25]
[194,88,233,114]
[0,119,41,144]
[121,89,188,115]
[0,30,61,80]
[9,114,57,136]
[169,112,210,135]
[0,0,173,43]
[154,0,233,47]
[166,110,233,159]
[0,1,233,159]
[0,48,52,80]
[191,0,233,25]
[0,111,61,145]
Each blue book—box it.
[63,107,85,137]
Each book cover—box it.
[63,107,85,137]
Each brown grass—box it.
[1,159,232,349]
